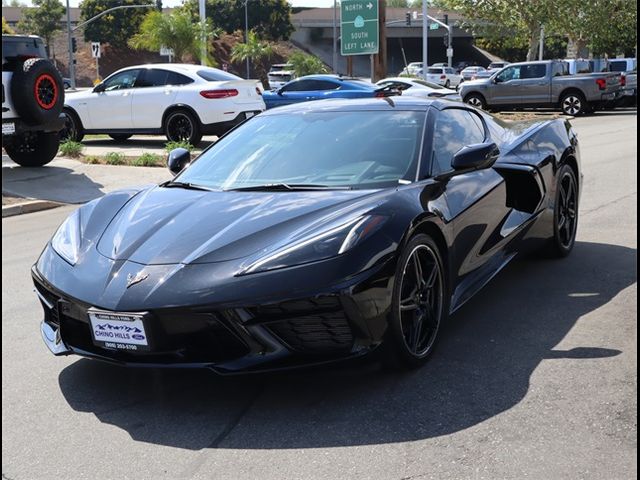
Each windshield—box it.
[175,110,426,190]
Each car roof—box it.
[260,96,455,116]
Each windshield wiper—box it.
[224,183,351,192]
[161,181,216,192]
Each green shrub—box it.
[104,152,125,165]
[165,140,194,153]
[84,155,101,164]
[132,153,162,167]
[59,140,84,158]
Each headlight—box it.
[51,209,81,265]
[240,214,387,275]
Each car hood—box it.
[95,185,385,266]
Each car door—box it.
[86,69,141,130]
[130,69,183,129]
[428,107,511,309]
[308,79,342,100]
[490,65,524,105]
[517,63,549,105]
[269,79,318,107]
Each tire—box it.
[543,164,579,258]
[560,91,587,116]
[444,80,451,88]
[4,131,59,167]
[10,58,64,125]
[109,134,132,142]
[383,234,448,369]
[59,108,84,142]
[464,93,487,110]
[164,110,202,146]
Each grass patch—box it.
[58,140,84,158]
[84,155,101,164]
[132,152,163,167]
[165,140,194,152]
[104,152,126,165]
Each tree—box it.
[17,0,65,55]
[230,30,273,86]
[387,0,409,7]
[548,0,637,57]
[437,0,555,61]
[184,0,294,41]
[79,0,155,48]
[287,51,329,77]
[129,9,220,64]
[2,17,15,34]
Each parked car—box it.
[470,69,497,81]
[2,34,65,167]
[618,68,637,106]
[34,96,582,372]
[460,66,487,82]
[376,77,461,101]
[420,66,462,88]
[453,61,474,73]
[487,61,510,70]
[262,74,398,109]
[61,64,265,145]
[459,60,621,115]
[268,63,295,90]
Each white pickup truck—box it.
[2,35,65,166]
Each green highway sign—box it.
[340,0,379,56]
[429,22,439,30]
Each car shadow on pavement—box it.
[2,164,105,204]
[57,241,635,450]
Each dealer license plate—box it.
[89,310,150,351]
[2,122,15,135]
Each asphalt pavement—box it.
[1,111,637,480]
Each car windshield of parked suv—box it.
[174,111,426,190]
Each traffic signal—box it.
[405,12,411,26]
[71,37,77,53]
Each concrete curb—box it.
[2,199,65,218]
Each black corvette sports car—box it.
[33,97,581,374]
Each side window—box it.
[136,69,170,88]
[103,70,141,91]
[168,71,194,86]
[446,68,455,74]
[496,66,520,82]
[553,62,570,76]
[282,80,313,92]
[431,109,486,175]
[609,61,627,72]
[521,64,546,79]
[314,80,340,90]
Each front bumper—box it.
[32,255,395,374]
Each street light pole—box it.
[65,0,75,89]
[199,0,207,65]
[422,0,428,80]
[333,0,337,74]
[244,0,250,78]
[539,24,544,60]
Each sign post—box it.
[340,0,379,57]
[160,46,174,63]
[91,42,101,82]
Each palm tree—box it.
[230,31,274,87]
[129,10,219,64]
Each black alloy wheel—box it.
[465,93,486,110]
[60,109,84,142]
[164,110,202,146]
[385,234,447,368]
[543,164,579,258]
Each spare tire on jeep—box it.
[10,58,64,125]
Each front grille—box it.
[267,311,354,355]
[33,278,250,364]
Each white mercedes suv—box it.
[61,63,266,145]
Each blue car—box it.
[262,74,396,109]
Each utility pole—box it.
[244,0,250,78]
[422,0,428,80]
[65,0,75,89]
[199,0,206,65]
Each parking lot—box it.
[1,111,636,479]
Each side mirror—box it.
[452,142,500,171]
[92,82,105,93]
[167,148,191,176]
